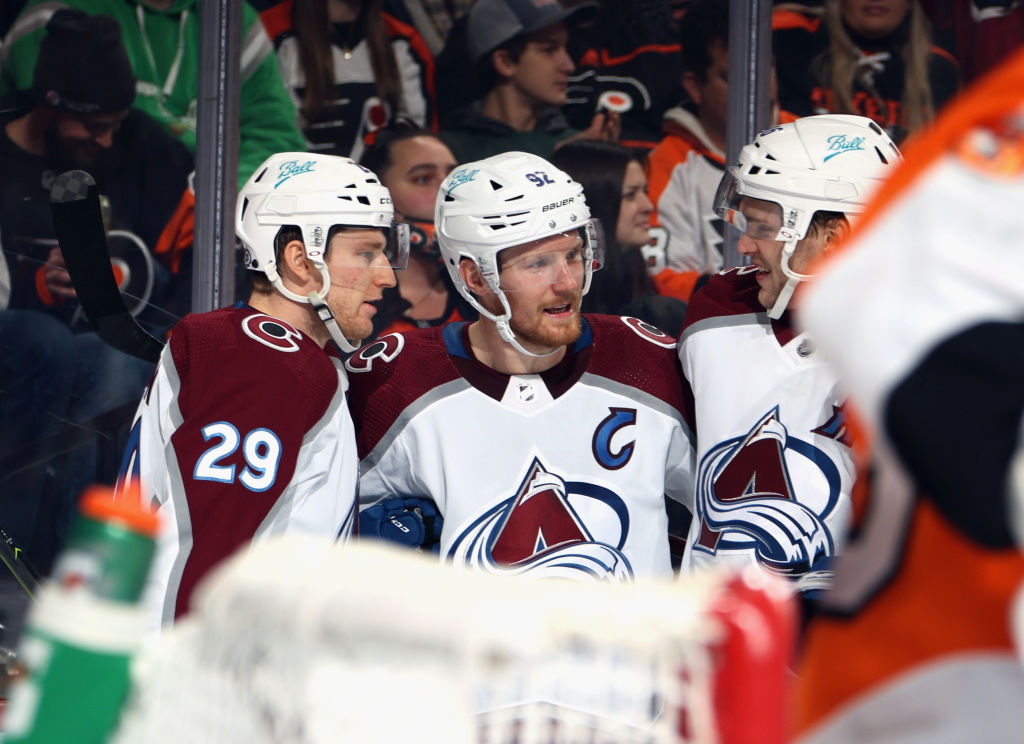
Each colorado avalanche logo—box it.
[694,407,842,575]
[447,457,633,581]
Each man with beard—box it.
[0,8,193,332]
[0,9,191,583]
[347,151,694,580]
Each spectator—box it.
[564,0,684,153]
[255,0,438,162]
[359,126,476,338]
[0,9,190,574]
[0,0,306,186]
[437,0,619,163]
[382,0,473,56]
[773,0,961,143]
[647,0,795,303]
[550,140,687,337]
[919,0,1022,84]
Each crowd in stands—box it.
[0,0,1019,648]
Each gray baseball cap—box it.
[466,0,598,63]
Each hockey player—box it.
[348,151,694,579]
[676,115,902,593]
[793,48,1024,742]
[118,152,408,626]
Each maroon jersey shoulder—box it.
[345,325,463,456]
[584,314,687,416]
[681,268,763,332]
[169,306,340,428]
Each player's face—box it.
[381,136,457,221]
[496,231,585,352]
[508,23,575,107]
[324,228,397,342]
[841,0,910,39]
[615,161,653,250]
[735,197,829,311]
[46,109,127,170]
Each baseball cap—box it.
[466,0,597,63]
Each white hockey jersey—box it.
[677,267,854,591]
[346,316,695,580]
[117,305,358,627]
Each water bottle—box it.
[3,483,158,743]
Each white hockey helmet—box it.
[434,151,604,356]
[714,114,902,317]
[236,152,409,351]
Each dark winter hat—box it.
[32,9,136,115]
[466,0,597,63]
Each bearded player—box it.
[347,150,693,580]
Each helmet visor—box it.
[496,220,605,293]
[386,221,411,270]
[713,172,794,243]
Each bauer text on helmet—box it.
[434,151,606,357]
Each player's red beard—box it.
[508,289,584,350]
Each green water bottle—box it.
[3,483,159,743]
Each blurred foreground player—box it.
[794,48,1024,743]
[676,115,902,592]
[118,153,406,627]
[348,151,693,579]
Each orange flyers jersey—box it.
[793,47,1024,742]
[644,109,727,301]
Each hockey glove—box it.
[359,497,443,552]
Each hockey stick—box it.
[0,525,41,600]
[49,170,165,363]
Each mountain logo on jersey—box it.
[447,456,633,581]
[693,406,842,575]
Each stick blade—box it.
[50,170,165,363]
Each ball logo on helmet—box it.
[274,159,316,188]
[446,168,479,192]
[823,135,866,162]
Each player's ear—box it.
[279,239,315,283]
[825,217,851,248]
[459,257,489,295]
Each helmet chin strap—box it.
[271,264,362,353]
[462,283,561,360]
[496,319,562,359]
[767,236,810,320]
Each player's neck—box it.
[247,292,329,348]
[467,319,566,375]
